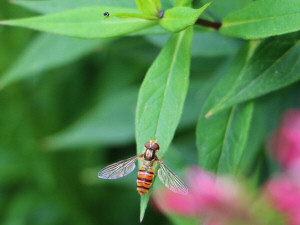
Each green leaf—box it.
[147,30,242,57]
[176,0,193,7]
[160,3,212,32]
[0,7,158,39]
[131,25,167,36]
[12,0,176,14]
[220,0,300,39]
[135,0,161,16]
[196,43,255,174]
[238,85,300,175]
[191,30,242,57]
[12,0,137,14]
[207,32,300,117]
[178,72,225,129]
[0,34,109,88]
[201,0,254,20]
[166,0,177,7]
[112,12,157,20]
[136,27,193,221]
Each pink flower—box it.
[153,167,249,224]
[185,167,243,215]
[265,109,300,224]
[269,109,300,169]
[265,175,300,225]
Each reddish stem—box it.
[195,18,222,30]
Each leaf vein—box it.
[226,40,300,104]
[154,31,185,138]
[224,11,300,27]
[216,106,235,174]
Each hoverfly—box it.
[98,139,188,195]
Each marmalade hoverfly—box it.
[98,138,188,195]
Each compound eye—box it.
[151,143,159,150]
[144,142,150,149]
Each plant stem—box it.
[195,18,222,30]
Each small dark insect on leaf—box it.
[103,12,109,17]
[158,10,164,19]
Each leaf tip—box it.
[205,110,212,118]
[0,20,9,25]
[139,205,146,223]
[139,213,144,223]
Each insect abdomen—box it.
[137,166,154,195]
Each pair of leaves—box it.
[197,102,254,175]
[196,43,255,175]
[16,0,298,40]
[136,27,193,221]
[197,31,300,175]
[46,73,222,151]
[1,4,211,38]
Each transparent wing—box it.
[98,155,140,179]
[158,161,188,195]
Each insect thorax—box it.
[144,149,156,161]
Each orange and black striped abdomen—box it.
[137,166,154,195]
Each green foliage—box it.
[46,87,138,150]
[196,43,255,174]
[136,27,193,221]
[1,34,107,88]
[160,3,212,32]
[201,0,254,20]
[176,0,194,7]
[207,32,300,116]
[238,86,300,176]
[1,7,158,39]
[1,0,300,224]
[197,93,254,176]
[220,0,300,39]
[136,28,193,158]
[147,30,242,57]
[135,0,161,16]
[12,0,137,14]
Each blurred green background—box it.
[0,1,203,224]
[1,0,299,224]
